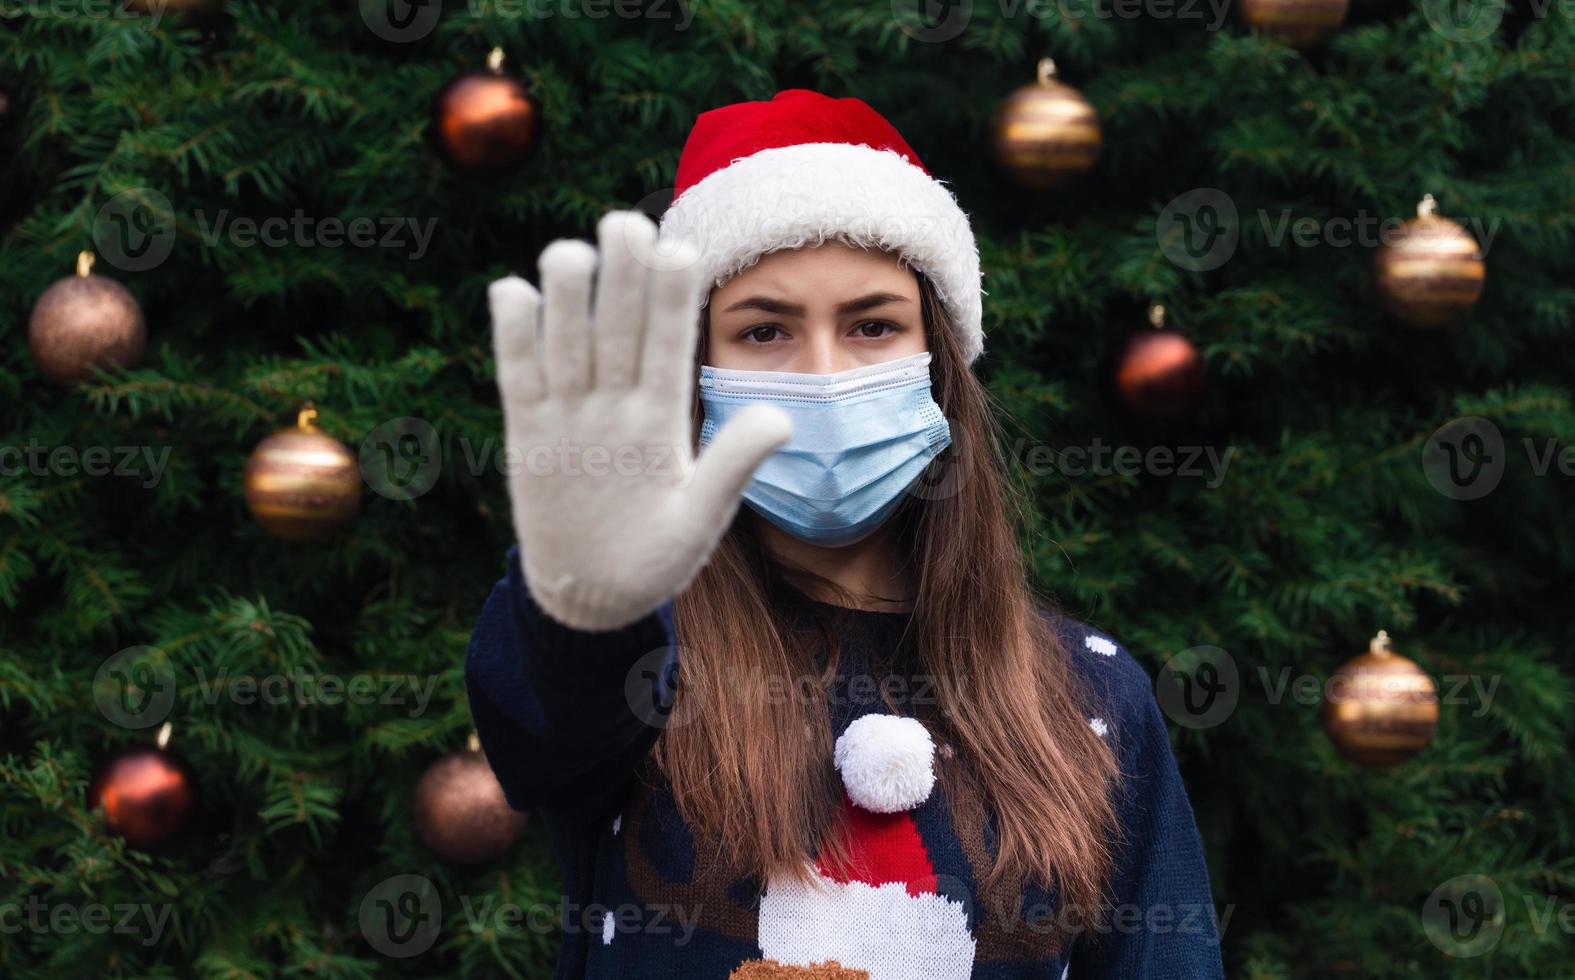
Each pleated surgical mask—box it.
[697,351,953,547]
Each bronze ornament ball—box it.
[990,58,1101,190]
[1238,0,1349,48]
[1321,630,1440,766]
[28,252,147,386]
[1113,305,1207,423]
[412,740,529,865]
[242,406,362,541]
[88,727,197,851]
[432,47,542,175]
[1374,194,1487,328]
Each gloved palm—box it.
[488,210,793,631]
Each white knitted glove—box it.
[488,210,793,631]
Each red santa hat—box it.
[659,89,986,366]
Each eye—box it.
[740,324,784,344]
[853,320,900,339]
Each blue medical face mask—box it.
[697,351,953,547]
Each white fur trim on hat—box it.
[833,713,937,813]
[659,142,985,365]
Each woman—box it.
[467,89,1224,979]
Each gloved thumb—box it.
[685,403,793,524]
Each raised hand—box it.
[488,210,793,631]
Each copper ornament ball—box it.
[1321,631,1440,766]
[1374,195,1486,328]
[432,48,541,175]
[412,745,528,864]
[990,58,1101,190]
[28,253,147,386]
[1113,307,1207,423]
[243,407,362,541]
[88,743,197,850]
[1238,0,1349,48]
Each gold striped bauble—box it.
[243,406,361,541]
[990,58,1101,190]
[1321,631,1439,766]
[1239,0,1349,48]
[1374,194,1487,328]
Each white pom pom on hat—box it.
[833,713,937,813]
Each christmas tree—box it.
[3,2,1573,976]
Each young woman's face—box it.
[704,243,928,373]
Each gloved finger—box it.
[489,275,545,405]
[641,234,705,410]
[592,210,654,391]
[539,238,596,397]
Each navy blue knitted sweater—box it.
[466,546,1225,980]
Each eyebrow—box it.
[721,292,911,317]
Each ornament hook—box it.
[297,403,319,430]
[1037,58,1058,85]
[156,721,173,749]
[76,251,96,277]
[1417,194,1437,219]
[1149,304,1166,329]
[1370,630,1392,655]
[467,731,482,753]
[487,47,505,74]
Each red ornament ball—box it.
[1114,319,1207,423]
[88,744,197,850]
[412,747,528,864]
[431,50,541,175]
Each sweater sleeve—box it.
[1060,624,1227,980]
[464,544,680,824]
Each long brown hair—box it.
[650,260,1121,930]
